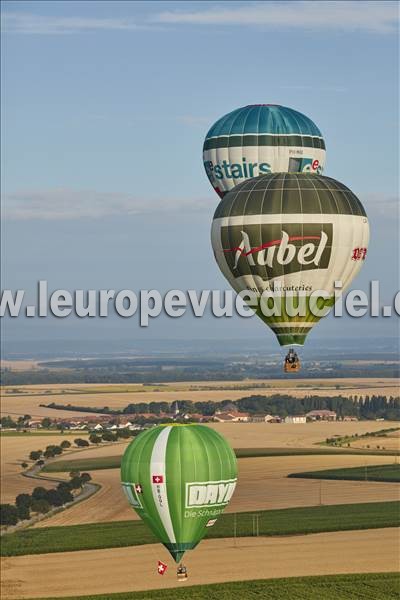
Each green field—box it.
[289,463,400,483]
[29,572,400,600]
[42,446,399,473]
[2,501,399,557]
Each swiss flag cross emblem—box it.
[135,484,143,494]
[152,475,164,484]
[157,560,167,575]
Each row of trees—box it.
[0,472,91,526]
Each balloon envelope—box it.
[203,104,326,198]
[121,424,237,562]
[211,173,369,346]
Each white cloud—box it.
[1,12,142,34]
[154,1,399,34]
[3,189,209,220]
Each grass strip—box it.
[289,463,400,483]
[2,501,399,557]
[26,572,400,600]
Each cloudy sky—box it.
[1,1,399,350]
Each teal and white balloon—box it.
[203,105,326,198]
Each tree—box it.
[117,428,130,439]
[0,504,19,526]
[16,493,32,509]
[29,450,42,461]
[45,489,65,507]
[31,499,51,514]
[80,472,92,483]
[89,434,102,445]
[60,440,71,449]
[101,431,116,442]
[36,459,45,466]
[1,416,17,428]
[17,505,30,521]
[70,476,83,490]
[41,417,52,429]
[21,462,28,469]
[32,487,48,501]
[74,438,89,447]
[57,488,73,504]
[57,481,73,493]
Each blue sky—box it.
[1,1,399,348]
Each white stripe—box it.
[206,133,323,140]
[150,426,176,544]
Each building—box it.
[284,415,307,424]
[213,411,250,423]
[251,414,281,423]
[306,410,337,421]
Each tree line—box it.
[0,471,91,527]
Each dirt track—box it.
[37,454,399,527]
[2,528,398,599]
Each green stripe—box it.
[204,134,326,151]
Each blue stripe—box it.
[206,105,323,139]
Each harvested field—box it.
[350,430,400,451]
[1,528,398,599]
[0,435,73,503]
[18,573,400,600]
[209,421,400,448]
[1,378,398,419]
[37,455,399,527]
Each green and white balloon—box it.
[121,424,237,562]
[211,173,369,346]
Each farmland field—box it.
[1,378,399,420]
[25,572,400,600]
[3,502,398,557]
[37,455,400,527]
[1,528,398,599]
[0,434,76,503]
[289,463,400,483]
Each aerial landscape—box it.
[1,1,399,599]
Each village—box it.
[1,406,358,434]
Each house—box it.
[213,411,250,423]
[251,414,280,423]
[28,420,43,429]
[284,415,307,424]
[306,410,337,422]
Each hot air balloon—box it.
[203,104,326,198]
[121,424,237,568]
[211,173,369,351]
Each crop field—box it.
[2,529,398,599]
[2,378,399,420]
[289,463,400,483]
[27,572,400,600]
[37,455,400,527]
[0,434,75,503]
[3,502,399,557]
